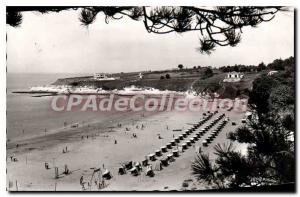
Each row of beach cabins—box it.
[115,110,229,177]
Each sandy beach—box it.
[7,103,247,191]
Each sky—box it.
[7,8,294,74]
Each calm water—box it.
[6,73,99,140]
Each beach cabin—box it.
[142,159,148,166]
[118,166,126,175]
[167,154,174,162]
[155,150,162,156]
[129,167,139,176]
[186,141,191,146]
[170,140,176,146]
[160,157,169,166]
[145,165,154,177]
[166,143,172,149]
[148,153,156,161]
[161,146,167,152]
[124,161,133,170]
[102,169,112,180]
[223,72,244,82]
[267,70,278,76]
[172,150,179,157]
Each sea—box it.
[6,73,107,141]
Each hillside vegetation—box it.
[52,57,293,99]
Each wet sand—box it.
[7,106,247,191]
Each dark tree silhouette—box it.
[6,6,286,54]
[203,67,213,78]
[193,59,295,189]
[257,62,267,71]
[178,64,183,70]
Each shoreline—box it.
[7,109,154,154]
[7,106,247,191]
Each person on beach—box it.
[80,176,84,186]
[45,162,49,169]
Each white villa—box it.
[267,70,278,76]
[223,72,244,82]
[93,73,116,81]
[139,72,143,79]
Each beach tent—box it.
[166,143,172,149]
[102,169,112,180]
[172,149,179,157]
[160,157,169,166]
[123,161,133,170]
[209,134,215,141]
[118,166,126,175]
[148,153,156,161]
[155,150,162,156]
[160,146,167,152]
[153,160,162,171]
[129,167,139,176]
[167,154,175,162]
[142,159,148,166]
[145,165,154,177]
[202,140,208,147]
[186,141,191,146]
[171,140,176,146]
[135,162,142,171]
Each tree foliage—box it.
[192,56,295,189]
[6,6,285,54]
[178,64,184,70]
[202,67,213,79]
